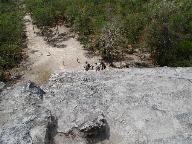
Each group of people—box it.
[84,61,106,71]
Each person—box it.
[56,25,59,31]
[100,61,106,70]
[56,25,59,34]
[91,65,94,70]
[84,61,91,71]
[77,58,80,63]
[95,63,101,71]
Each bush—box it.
[25,0,192,66]
[0,1,24,81]
[124,13,147,44]
[98,19,127,62]
[146,0,192,66]
[146,21,175,66]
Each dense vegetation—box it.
[0,1,24,81]
[1,0,191,81]
[25,0,192,66]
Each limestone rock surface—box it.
[1,68,192,144]
[0,82,5,92]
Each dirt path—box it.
[23,15,100,83]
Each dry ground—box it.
[23,15,100,84]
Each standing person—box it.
[100,61,106,70]
[77,58,80,63]
[84,61,91,71]
[91,65,94,70]
[95,63,101,71]
[56,25,59,34]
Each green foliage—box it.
[146,0,192,66]
[0,1,24,81]
[124,13,147,43]
[25,0,192,66]
[146,21,175,66]
[173,40,192,66]
[98,19,127,62]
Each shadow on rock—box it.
[61,114,110,144]
[80,118,110,144]
[45,115,58,144]
[23,81,45,100]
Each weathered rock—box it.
[1,68,192,144]
[0,83,51,144]
[0,82,5,91]
[78,114,110,143]
[42,68,192,144]
[24,81,45,99]
[54,114,109,144]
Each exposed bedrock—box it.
[1,68,192,144]
[0,82,5,92]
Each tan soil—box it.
[23,15,100,84]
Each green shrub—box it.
[124,13,147,44]
[0,1,24,81]
[146,0,192,66]
[146,21,176,66]
[25,0,192,66]
[177,40,192,58]
[98,19,127,62]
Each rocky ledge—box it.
[0,68,192,144]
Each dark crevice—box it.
[63,115,110,144]
[44,114,110,144]
[45,115,58,144]
[80,118,110,144]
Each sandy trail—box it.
[23,15,100,83]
